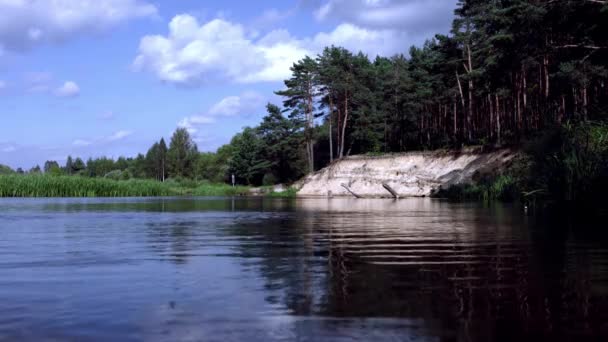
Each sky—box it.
[0,0,458,169]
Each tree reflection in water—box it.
[222,198,608,341]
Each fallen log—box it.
[382,183,400,199]
[340,183,362,198]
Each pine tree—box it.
[275,56,319,173]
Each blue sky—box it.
[0,0,457,169]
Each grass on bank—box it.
[264,187,298,198]
[0,174,255,198]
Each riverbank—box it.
[0,175,252,198]
[294,122,608,209]
[295,147,516,198]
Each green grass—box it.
[434,175,517,202]
[0,174,176,197]
[265,187,298,198]
[0,174,253,198]
[191,183,251,196]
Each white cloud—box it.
[72,139,92,147]
[2,145,16,153]
[133,14,409,86]
[54,81,80,97]
[177,91,265,135]
[311,23,408,57]
[0,0,157,52]
[314,0,457,35]
[209,91,264,116]
[107,130,133,141]
[177,115,216,134]
[133,15,310,85]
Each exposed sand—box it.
[295,148,516,198]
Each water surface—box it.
[1,197,607,341]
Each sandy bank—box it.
[295,148,516,198]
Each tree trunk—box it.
[328,104,334,163]
[306,80,315,173]
[339,93,349,159]
[453,101,457,137]
[488,94,494,140]
[456,72,465,140]
[495,94,501,146]
[543,55,550,99]
[466,44,474,142]
[582,85,588,121]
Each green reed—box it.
[0,174,176,197]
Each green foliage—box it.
[522,121,608,203]
[195,152,225,183]
[145,138,168,181]
[164,176,199,189]
[168,128,198,178]
[265,187,298,198]
[437,121,608,205]
[0,174,175,197]
[191,183,250,197]
[0,164,14,175]
[262,173,277,186]
[0,174,256,198]
[104,169,133,181]
[435,175,517,202]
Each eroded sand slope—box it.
[296,148,515,198]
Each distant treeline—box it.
[3,0,607,190]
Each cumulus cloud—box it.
[54,81,80,97]
[178,91,265,134]
[314,0,457,34]
[0,0,157,52]
[133,15,311,85]
[133,15,410,86]
[312,23,410,57]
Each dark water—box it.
[1,197,607,341]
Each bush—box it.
[521,121,608,203]
[266,187,298,198]
[165,176,199,189]
[262,173,278,186]
[0,164,14,175]
[104,170,124,181]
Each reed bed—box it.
[191,183,251,196]
[0,175,259,198]
[0,175,176,197]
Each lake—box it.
[0,197,607,341]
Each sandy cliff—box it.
[295,148,516,198]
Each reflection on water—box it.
[0,197,607,341]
